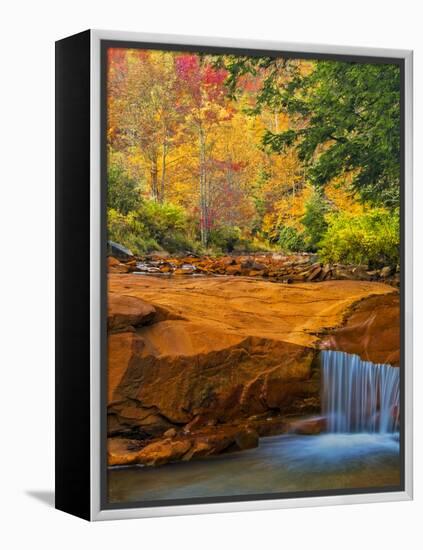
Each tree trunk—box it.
[150,156,158,201]
[160,140,167,203]
[199,126,208,247]
[274,109,279,133]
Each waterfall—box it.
[321,350,400,434]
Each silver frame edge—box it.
[89,29,413,521]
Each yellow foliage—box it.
[107,49,373,249]
[263,184,313,238]
[325,175,364,215]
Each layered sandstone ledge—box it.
[107,273,399,467]
[320,293,400,366]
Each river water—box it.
[108,350,401,504]
[108,432,400,503]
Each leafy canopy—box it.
[224,58,401,209]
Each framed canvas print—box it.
[55,29,413,521]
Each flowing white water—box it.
[321,350,400,433]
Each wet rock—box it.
[183,415,214,433]
[108,438,142,466]
[321,292,400,366]
[108,241,134,261]
[113,253,398,284]
[108,256,130,273]
[181,263,196,272]
[240,259,266,271]
[249,416,288,437]
[380,266,394,278]
[108,438,192,467]
[225,265,242,276]
[108,332,139,403]
[138,439,192,466]
[173,268,192,275]
[333,266,352,280]
[235,428,259,450]
[321,265,333,281]
[307,264,322,281]
[290,416,327,435]
[107,424,261,466]
[182,440,213,460]
[351,265,372,281]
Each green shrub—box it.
[161,233,203,255]
[140,201,188,242]
[318,209,399,266]
[278,225,307,253]
[209,225,242,252]
[234,236,275,253]
[107,161,142,215]
[108,200,200,255]
[107,208,161,254]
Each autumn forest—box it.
[107,48,401,267]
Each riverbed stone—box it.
[108,293,156,331]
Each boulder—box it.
[225,265,242,276]
[108,293,156,331]
[306,263,323,281]
[241,259,266,271]
[182,440,213,460]
[108,319,317,434]
[108,241,134,261]
[235,428,259,450]
[380,266,394,278]
[321,265,333,281]
[108,256,130,273]
[320,292,400,366]
[136,439,192,466]
[108,332,138,403]
[291,416,327,435]
[351,265,372,281]
[249,416,289,437]
[108,437,192,467]
[107,425,260,466]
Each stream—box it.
[108,350,401,504]
[108,432,400,503]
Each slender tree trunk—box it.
[160,140,167,203]
[150,156,158,201]
[199,126,208,247]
